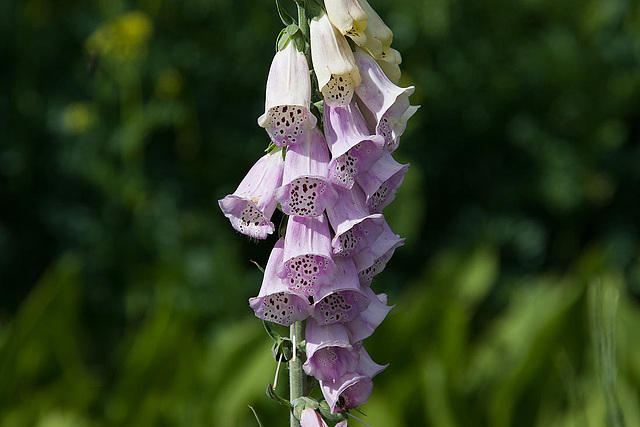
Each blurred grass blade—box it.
[589,279,625,427]
[248,405,264,427]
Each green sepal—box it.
[304,0,326,21]
[265,142,277,153]
[275,0,296,26]
[313,100,324,117]
[271,337,294,362]
[262,320,281,341]
[248,405,265,427]
[317,400,348,422]
[292,397,320,420]
[278,213,288,238]
[266,383,292,408]
[276,25,303,52]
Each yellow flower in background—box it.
[86,11,154,62]
[62,102,98,135]
[156,69,184,99]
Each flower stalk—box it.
[290,320,306,427]
[219,0,416,424]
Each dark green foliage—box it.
[0,0,639,425]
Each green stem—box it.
[295,0,310,65]
[289,320,305,427]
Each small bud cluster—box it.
[219,0,417,421]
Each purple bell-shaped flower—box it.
[218,149,284,239]
[249,238,310,325]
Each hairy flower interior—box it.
[267,105,307,145]
[233,204,271,237]
[323,75,355,107]
[284,254,330,296]
[285,177,329,216]
[260,293,297,325]
[315,292,358,324]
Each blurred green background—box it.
[1,0,640,425]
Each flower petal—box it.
[356,151,409,213]
[353,221,405,285]
[249,238,310,325]
[218,149,284,239]
[310,12,361,107]
[258,40,317,146]
[275,128,338,216]
[326,185,385,256]
[277,214,336,297]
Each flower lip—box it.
[218,195,276,239]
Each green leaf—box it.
[275,0,295,26]
[266,383,292,407]
[248,406,264,427]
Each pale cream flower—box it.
[325,0,368,45]
[310,12,361,107]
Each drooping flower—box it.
[344,287,393,342]
[326,185,385,257]
[277,214,336,298]
[249,238,310,325]
[218,149,284,239]
[275,127,338,217]
[320,345,387,412]
[310,11,361,107]
[303,319,359,383]
[324,0,368,45]
[353,221,405,285]
[357,0,393,51]
[354,47,418,151]
[323,102,385,190]
[356,150,409,213]
[258,39,317,147]
[376,57,401,84]
[309,256,371,324]
[300,408,330,427]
